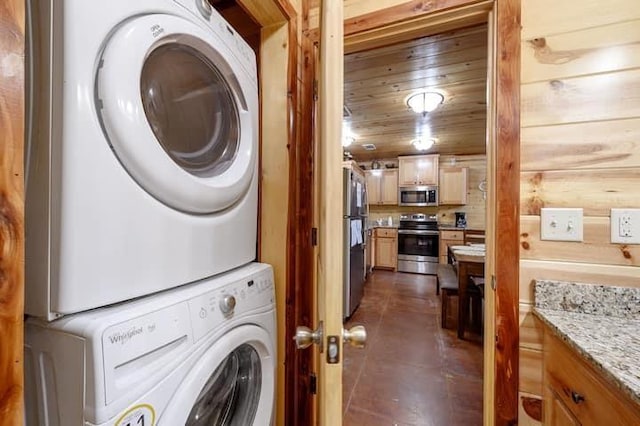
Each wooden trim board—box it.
[0,0,25,423]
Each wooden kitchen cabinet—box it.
[373,227,397,270]
[439,167,468,205]
[365,169,398,205]
[398,155,439,186]
[543,328,640,425]
[439,229,464,264]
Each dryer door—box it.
[97,14,256,214]
[161,325,275,425]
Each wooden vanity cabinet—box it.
[543,328,640,425]
[373,227,397,270]
[398,155,439,186]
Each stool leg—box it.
[441,289,447,328]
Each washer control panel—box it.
[187,271,274,342]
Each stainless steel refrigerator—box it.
[343,167,367,319]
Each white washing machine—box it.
[25,0,259,320]
[25,263,276,426]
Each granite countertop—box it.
[533,280,640,406]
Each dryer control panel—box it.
[187,269,274,342]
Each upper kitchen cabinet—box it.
[439,167,468,205]
[398,155,439,186]
[366,169,398,205]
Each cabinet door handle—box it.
[571,391,585,404]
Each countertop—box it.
[533,280,640,406]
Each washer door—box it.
[97,14,256,214]
[161,325,275,425]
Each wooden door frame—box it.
[235,1,318,425]
[303,0,521,424]
[0,0,26,424]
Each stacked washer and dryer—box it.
[24,1,275,425]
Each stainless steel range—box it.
[397,213,439,275]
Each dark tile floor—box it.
[343,270,483,426]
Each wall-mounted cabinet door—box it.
[439,167,468,205]
[398,155,439,186]
[380,169,398,204]
[365,171,381,204]
[366,169,398,205]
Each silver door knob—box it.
[219,294,236,315]
[343,325,367,348]
[294,322,323,350]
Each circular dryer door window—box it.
[140,43,240,178]
[97,14,257,214]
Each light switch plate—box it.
[610,208,640,244]
[540,208,583,242]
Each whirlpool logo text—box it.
[108,326,143,345]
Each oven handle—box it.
[398,230,439,235]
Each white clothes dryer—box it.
[25,263,276,426]
[25,0,259,320]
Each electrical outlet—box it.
[540,208,583,242]
[611,209,640,244]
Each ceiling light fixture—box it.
[342,135,355,147]
[406,91,444,114]
[412,137,436,151]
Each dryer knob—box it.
[196,0,213,19]
[219,294,236,315]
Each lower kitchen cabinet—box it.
[543,327,640,425]
[373,227,397,270]
[439,229,464,264]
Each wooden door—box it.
[315,1,345,425]
[0,1,26,423]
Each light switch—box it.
[610,208,640,244]
[540,208,583,242]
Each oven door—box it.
[397,230,439,274]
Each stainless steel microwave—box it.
[398,186,438,206]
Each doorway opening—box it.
[341,22,489,424]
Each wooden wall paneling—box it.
[521,0,640,40]
[284,26,317,426]
[519,259,640,304]
[521,19,640,84]
[257,21,291,426]
[520,168,640,216]
[519,347,543,396]
[519,303,543,350]
[0,0,25,423]
[237,0,288,26]
[521,69,640,128]
[520,216,640,266]
[521,118,640,172]
[494,0,521,424]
